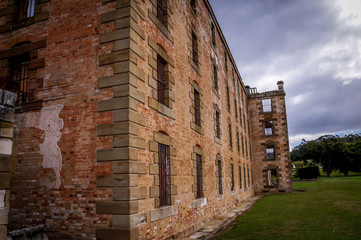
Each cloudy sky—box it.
[209,0,361,147]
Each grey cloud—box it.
[209,0,361,141]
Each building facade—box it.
[0,0,291,239]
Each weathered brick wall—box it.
[0,0,114,239]
[0,90,16,240]
[248,83,293,194]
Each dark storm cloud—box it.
[209,0,361,145]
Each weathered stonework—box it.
[248,82,293,194]
[0,0,291,239]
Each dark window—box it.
[241,133,245,156]
[159,144,171,206]
[266,146,275,159]
[190,0,196,14]
[17,0,35,21]
[213,62,218,90]
[196,154,202,199]
[215,110,221,139]
[217,160,223,194]
[239,107,242,127]
[211,22,216,47]
[224,50,227,72]
[9,53,30,105]
[236,131,240,153]
[243,164,247,189]
[262,98,272,112]
[226,85,230,111]
[228,123,233,150]
[157,55,166,105]
[245,139,248,157]
[192,31,198,66]
[234,99,238,119]
[157,0,167,24]
[265,121,273,135]
[247,166,251,187]
[239,166,242,189]
[231,163,234,191]
[194,88,201,126]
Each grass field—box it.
[217,177,361,240]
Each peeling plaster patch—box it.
[0,190,5,207]
[16,105,64,189]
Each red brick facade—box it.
[0,0,292,239]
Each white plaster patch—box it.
[16,105,64,189]
[0,139,12,155]
[0,190,5,207]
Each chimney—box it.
[277,81,284,91]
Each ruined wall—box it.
[0,90,16,240]
[0,0,114,239]
[248,82,293,194]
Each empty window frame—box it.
[236,131,240,153]
[157,55,167,105]
[194,88,201,126]
[215,110,221,139]
[266,169,278,187]
[157,0,167,24]
[265,120,274,136]
[159,144,171,206]
[228,123,233,150]
[211,22,216,47]
[192,31,198,66]
[262,98,272,112]
[231,163,235,191]
[241,133,245,156]
[217,160,223,194]
[9,52,30,105]
[17,0,35,21]
[266,146,275,159]
[196,153,202,198]
[212,62,218,90]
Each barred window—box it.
[196,154,202,198]
[192,31,198,66]
[231,163,234,191]
[157,55,167,105]
[213,62,218,90]
[159,144,171,206]
[217,160,223,194]
[9,53,30,105]
[215,110,221,139]
[194,88,201,126]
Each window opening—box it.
[159,144,171,206]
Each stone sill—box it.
[216,194,224,201]
[150,205,178,222]
[230,191,236,196]
[192,197,207,209]
[214,137,222,145]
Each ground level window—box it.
[231,163,234,191]
[266,169,278,188]
[196,154,202,198]
[217,160,223,194]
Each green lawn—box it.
[217,177,361,240]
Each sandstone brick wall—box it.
[0,0,290,239]
[248,83,293,194]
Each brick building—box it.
[0,0,292,239]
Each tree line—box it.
[291,134,361,176]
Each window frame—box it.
[262,98,272,112]
[156,0,167,25]
[159,144,171,207]
[196,153,202,199]
[191,31,199,66]
[157,55,167,105]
